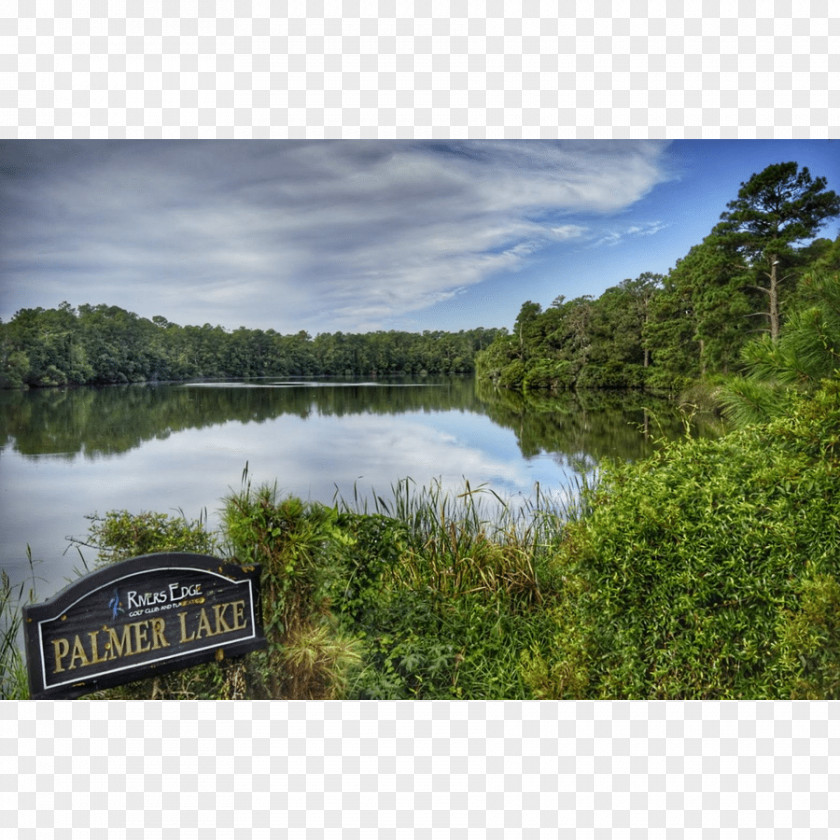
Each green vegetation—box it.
[525,382,840,699]
[1,552,37,699]
[476,162,840,394]
[72,271,840,699]
[0,302,501,389]
[3,159,839,699]
[72,478,571,700]
[719,271,840,424]
[4,356,839,698]
[1,570,28,699]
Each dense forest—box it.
[476,162,840,393]
[0,304,501,389]
[3,162,837,398]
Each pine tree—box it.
[712,162,840,342]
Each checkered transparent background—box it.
[3,700,839,838]
[1,0,838,138]
[3,1,840,836]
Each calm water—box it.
[0,376,719,601]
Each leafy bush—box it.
[329,480,567,699]
[531,383,840,698]
[79,508,218,566]
[222,480,361,699]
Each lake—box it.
[0,376,720,602]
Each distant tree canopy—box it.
[3,162,839,395]
[476,161,840,393]
[0,304,502,389]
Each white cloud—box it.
[591,220,669,248]
[0,140,672,331]
[550,224,589,239]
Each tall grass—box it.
[222,474,363,699]
[1,550,39,699]
[337,474,590,544]
[329,476,589,698]
[8,468,590,700]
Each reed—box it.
[329,476,584,698]
[0,550,39,699]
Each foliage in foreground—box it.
[1,570,29,699]
[218,476,570,700]
[525,383,840,699]
[221,482,364,699]
[330,481,567,699]
[50,478,569,700]
[7,383,840,700]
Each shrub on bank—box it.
[526,383,840,699]
[9,383,839,699]
[329,484,566,699]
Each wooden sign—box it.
[22,553,266,699]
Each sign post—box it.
[22,553,266,699]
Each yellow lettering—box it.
[133,621,151,653]
[51,637,70,674]
[231,600,247,631]
[88,631,109,665]
[195,607,215,639]
[105,624,133,659]
[150,617,169,650]
[68,635,90,670]
[178,611,195,643]
[212,602,234,635]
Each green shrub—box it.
[776,574,840,699]
[80,508,218,566]
[330,480,567,699]
[222,481,361,699]
[498,359,527,389]
[533,383,840,698]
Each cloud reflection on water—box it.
[0,405,576,599]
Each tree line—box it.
[476,161,840,393]
[3,161,837,395]
[0,303,502,389]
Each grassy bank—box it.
[526,382,840,699]
[4,383,839,699]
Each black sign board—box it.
[22,553,266,699]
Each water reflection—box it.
[0,377,718,463]
[0,378,482,459]
[475,380,723,470]
[0,377,722,598]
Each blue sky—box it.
[1,139,838,334]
